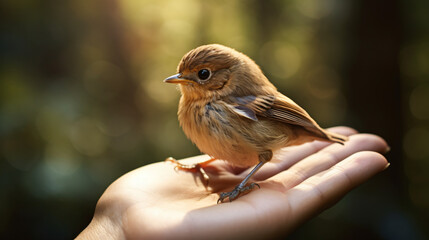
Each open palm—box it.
[77,127,389,239]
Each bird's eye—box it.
[197,69,211,80]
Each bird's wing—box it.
[225,94,348,144]
[227,94,317,128]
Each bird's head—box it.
[164,44,275,100]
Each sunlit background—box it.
[1,0,428,239]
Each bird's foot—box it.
[217,182,260,203]
[165,157,215,184]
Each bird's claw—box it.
[217,182,260,203]
[165,157,210,184]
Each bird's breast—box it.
[177,98,260,167]
[178,99,234,144]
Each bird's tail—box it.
[303,125,349,145]
[322,129,348,145]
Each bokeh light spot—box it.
[260,41,302,80]
[400,44,429,78]
[296,0,334,19]
[69,118,109,156]
[44,143,81,176]
[409,84,429,120]
[403,127,429,160]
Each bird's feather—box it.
[227,94,347,144]
[229,105,258,121]
[229,94,316,128]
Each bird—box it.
[164,44,348,203]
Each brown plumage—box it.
[164,44,348,202]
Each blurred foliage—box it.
[1,0,428,239]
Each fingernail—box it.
[385,145,391,154]
[383,162,391,170]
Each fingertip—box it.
[383,162,391,170]
[348,134,390,154]
[283,150,389,227]
[385,145,391,154]
[346,151,389,174]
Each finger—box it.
[259,133,389,183]
[283,151,389,231]
[325,126,359,135]
[274,126,358,166]
[273,126,359,165]
[242,126,358,179]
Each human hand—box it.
[76,127,389,239]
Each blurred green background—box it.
[1,0,428,239]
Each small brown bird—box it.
[164,44,347,203]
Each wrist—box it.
[76,216,123,240]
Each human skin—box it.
[76,127,389,240]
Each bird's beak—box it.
[164,73,193,84]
